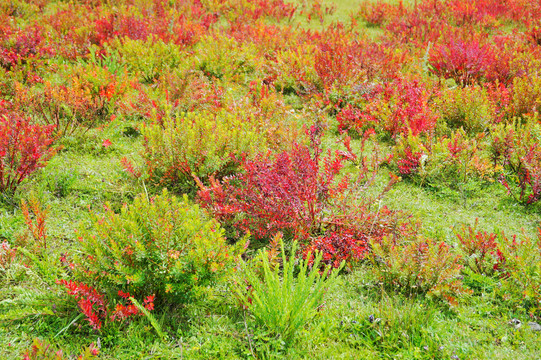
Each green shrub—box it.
[393,129,495,199]
[193,33,262,83]
[129,108,273,194]
[74,189,244,307]
[111,37,185,83]
[490,120,541,204]
[497,230,541,319]
[454,220,502,277]
[369,235,467,305]
[512,72,541,119]
[14,63,128,136]
[434,85,496,134]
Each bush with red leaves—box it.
[57,280,108,330]
[0,26,54,70]
[196,141,347,240]
[454,220,504,276]
[57,280,156,330]
[429,35,514,85]
[197,128,402,267]
[360,77,438,137]
[0,108,58,194]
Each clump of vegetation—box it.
[72,189,244,309]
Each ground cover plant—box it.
[1,0,541,359]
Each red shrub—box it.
[429,37,505,85]
[360,77,438,137]
[455,220,504,275]
[0,108,58,194]
[197,128,401,267]
[304,230,368,269]
[358,1,403,27]
[57,280,108,330]
[526,24,541,46]
[397,148,424,177]
[58,281,156,330]
[303,205,411,269]
[336,104,364,133]
[112,291,155,320]
[0,26,54,70]
[196,141,347,240]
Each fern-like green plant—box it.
[236,240,343,345]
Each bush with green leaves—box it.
[393,129,495,201]
[369,235,467,305]
[110,37,185,83]
[490,120,541,204]
[235,240,343,348]
[434,85,496,135]
[127,107,280,193]
[497,230,541,319]
[74,189,244,307]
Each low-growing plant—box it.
[197,128,400,264]
[110,37,184,83]
[22,338,99,360]
[125,107,273,194]
[341,296,444,358]
[511,71,541,119]
[57,280,108,331]
[0,109,58,194]
[360,77,438,138]
[196,141,346,241]
[369,234,467,305]
[0,240,16,272]
[434,85,496,134]
[20,195,49,249]
[392,131,429,178]
[454,219,503,276]
[393,129,495,202]
[13,63,128,136]
[73,189,244,308]
[193,33,262,82]
[429,38,500,86]
[236,240,343,348]
[497,230,541,319]
[490,120,541,204]
[0,25,53,71]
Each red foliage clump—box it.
[0,241,16,271]
[397,148,424,177]
[0,26,54,70]
[112,291,155,320]
[196,140,348,240]
[429,33,515,85]
[58,280,156,330]
[197,127,402,267]
[304,230,368,269]
[57,280,108,330]
[455,220,504,275]
[0,108,58,194]
[360,77,438,137]
[336,104,364,133]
